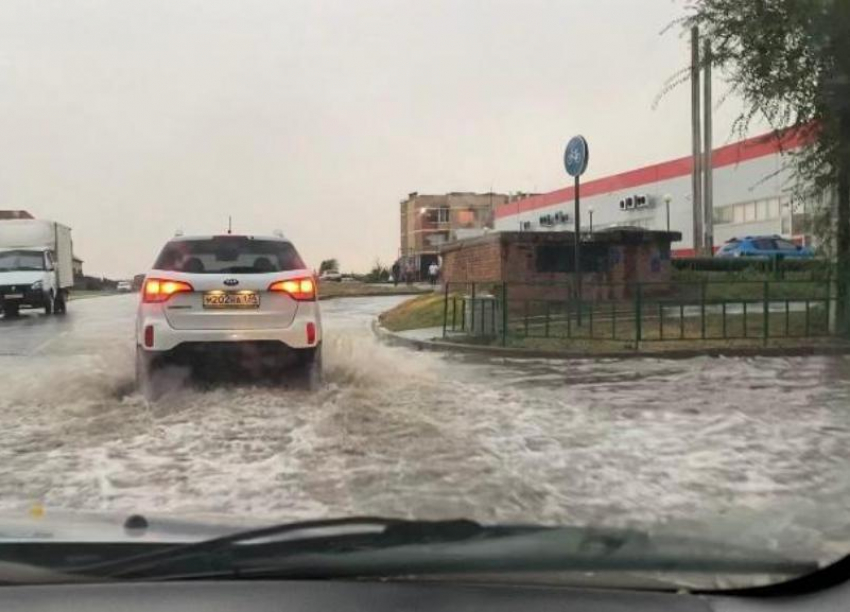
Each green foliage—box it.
[666,0,850,252]
[319,259,339,274]
[363,260,391,283]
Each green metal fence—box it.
[443,278,846,348]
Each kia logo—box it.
[223,278,239,286]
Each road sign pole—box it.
[564,134,589,329]
[574,175,582,326]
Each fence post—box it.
[442,282,449,338]
[470,283,476,334]
[762,280,769,346]
[611,301,617,340]
[634,282,643,348]
[501,282,508,346]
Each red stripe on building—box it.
[495,128,813,220]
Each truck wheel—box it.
[54,291,67,314]
[136,347,163,401]
[43,291,54,315]
[3,302,20,318]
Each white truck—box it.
[0,219,74,317]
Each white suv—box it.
[135,234,322,399]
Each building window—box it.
[535,244,608,274]
[715,197,784,226]
[456,210,475,226]
[767,198,780,218]
[437,208,450,223]
[714,206,733,224]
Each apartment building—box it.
[398,191,510,278]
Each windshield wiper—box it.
[62,516,818,584]
[70,516,510,580]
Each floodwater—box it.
[1,294,849,565]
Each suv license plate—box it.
[203,291,260,309]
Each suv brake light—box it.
[143,279,194,303]
[268,277,316,301]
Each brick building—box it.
[398,191,510,279]
[439,229,681,302]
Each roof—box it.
[495,127,813,220]
[440,229,682,254]
[0,245,50,252]
[169,234,289,242]
[0,210,35,220]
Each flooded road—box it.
[1,294,850,563]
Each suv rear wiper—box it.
[71,516,515,580]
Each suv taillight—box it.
[143,279,194,303]
[268,277,316,301]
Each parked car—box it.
[715,236,815,259]
[135,234,322,399]
[116,280,133,293]
[319,271,342,282]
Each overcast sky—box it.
[0,0,748,277]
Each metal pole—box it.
[589,210,594,234]
[703,38,714,255]
[691,26,704,256]
[574,176,582,325]
[442,282,449,338]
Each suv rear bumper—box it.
[137,302,321,352]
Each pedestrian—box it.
[428,261,439,286]
[391,262,400,287]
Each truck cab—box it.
[0,219,73,317]
[0,247,66,316]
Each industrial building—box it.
[494,129,819,256]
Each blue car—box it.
[716,235,815,259]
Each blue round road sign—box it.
[564,135,589,177]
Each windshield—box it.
[0,0,848,595]
[0,250,45,271]
[153,238,306,274]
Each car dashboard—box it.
[1,578,847,612]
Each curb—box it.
[371,321,850,361]
[319,290,430,302]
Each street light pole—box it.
[588,206,594,234]
[664,194,672,232]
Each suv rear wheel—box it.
[296,345,323,390]
[136,347,164,401]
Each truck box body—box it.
[0,219,74,289]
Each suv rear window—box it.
[154,237,306,274]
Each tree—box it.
[364,260,390,283]
[671,0,850,328]
[319,259,339,274]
